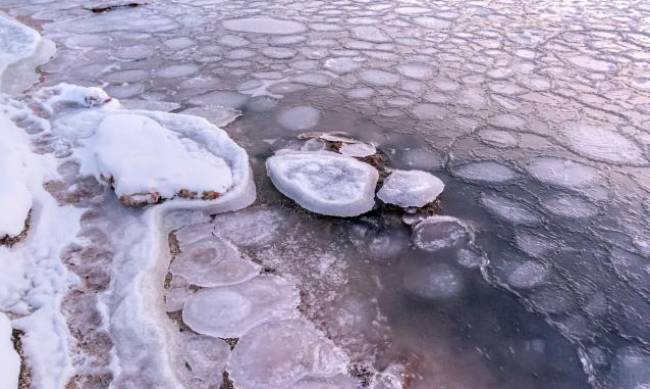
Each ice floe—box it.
[277,105,321,131]
[480,194,541,225]
[453,161,518,183]
[222,17,307,35]
[266,151,379,217]
[412,216,472,252]
[174,333,231,389]
[377,170,444,208]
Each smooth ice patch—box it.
[276,106,321,131]
[170,236,259,287]
[230,319,349,389]
[480,194,541,225]
[181,276,299,338]
[412,216,472,252]
[525,157,600,189]
[222,17,307,35]
[453,161,518,183]
[561,122,646,165]
[377,170,444,208]
[266,151,379,217]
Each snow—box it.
[377,170,444,208]
[266,151,379,217]
[0,312,20,389]
[412,216,472,252]
[90,113,234,203]
[0,114,33,239]
[181,276,299,338]
[170,236,260,287]
[230,319,350,389]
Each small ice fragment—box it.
[412,216,472,252]
[266,151,379,217]
[377,170,444,208]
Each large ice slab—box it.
[377,169,444,208]
[266,151,379,217]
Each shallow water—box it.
[2,0,649,388]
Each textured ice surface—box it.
[222,17,307,34]
[230,319,349,389]
[266,151,378,217]
[0,312,19,389]
[412,216,472,252]
[181,276,299,338]
[480,194,541,225]
[377,170,444,208]
[541,195,598,218]
[404,263,464,300]
[170,236,259,287]
[453,161,518,183]
[526,158,600,189]
[277,105,320,131]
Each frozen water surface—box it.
[1,1,650,388]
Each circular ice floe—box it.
[276,106,321,131]
[230,319,349,389]
[480,193,541,226]
[560,122,646,165]
[403,262,464,300]
[175,333,230,388]
[377,170,444,208]
[266,151,379,217]
[452,161,518,183]
[525,157,600,189]
[170,236,260,287]
[412,216,472,252]
[181,276,299,338]
[222,17,307,35]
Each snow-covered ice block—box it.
[230,319,349,389]
[412,216,472,252]
[377,170,444,208]
[266,151,379,217]
[181,276,299,338]
[0,14,55,94]
[0,312,20,389]
[170,236,259,287]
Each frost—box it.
[277,106,321,131]
[181,276,299,338]
[266,151,379,217]
[412,216,472,252]
[404,263,464,300]
[230,319,349,389]
[170,236,260,287]
[377,170,444,208]
[0,312,20,389]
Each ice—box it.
[323,57,362,74]
[212,206,289,247]
[561,122,646,165]
[507,261,549,289]
[608,347,650,389]
[189,91,249,108]
[170,236,260,287]
[396,62,436,80]
[452,161,518,183]
[292,375,358,389]
[352,26,391,43]
[0,312,20,389]
[218,34,249,47]
[477,128,518,148]
[403,262,464,300]
[525,157,600,189]
[230,319,349,389]
[568,55,617,73]
[156,64,200,78]
[261,47,297,59]
[359,69,400,86]
[163,37,195,50]
[174,333,230,389]
[480,194,541,225]
[412,216,472,252]
[515,231,558,258]
[277,106,321,131]
[456,248,485,269]
[0,14,54,94]
[222,17,307,34]
[181,276,299,338]
[0,114,33,240]
[181,105,242,127]
[414,17,452,29]
[540,195,598,218]
[395,148,445,171]
[395,6,431,14]
[339,142,377,158]
[90,114,233,203]
[266,151,379,217]
[377,170,444,208]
